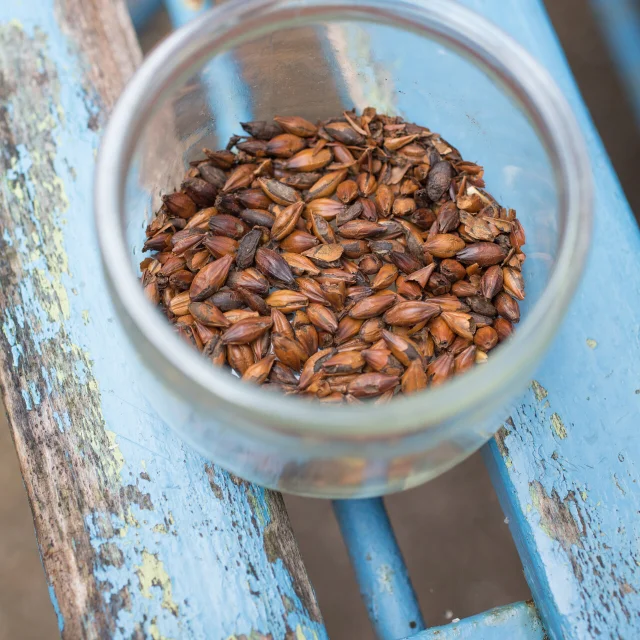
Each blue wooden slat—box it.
[333,499,425,640]
[403,601,544,640]
[0,2,327,638]
[589,0,640,127]
[462,1,640,639]
[325,1,640,637]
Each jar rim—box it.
[95,0,592,438]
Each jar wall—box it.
[95,0,591,497]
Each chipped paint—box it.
[0,5,327,639]
[106,430,125,477]
[529,482,583,551]
[246,485,270,529]
[493,425,513,468]
[149,617,171,640]
[531,380,548,402]
[482,42,640,619]
[613,474,626,496]
[296,625,319,640]
[125,508,141,529]
[377,564,395,593]
[408,600,545,639]
[0,15,134,635]
[204,463,223,499]
[550,413,567,439]
[48,584,64,633]
[136,550,179,616]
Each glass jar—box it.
[95,0,591,498]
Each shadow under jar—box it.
[95,0,591,498]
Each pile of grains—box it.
[141,108,526,403]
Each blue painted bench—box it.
[0,0,638,638]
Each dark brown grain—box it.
[141,108,526,401]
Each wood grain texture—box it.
[0,2,325,638]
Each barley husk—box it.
[143,107,526,403]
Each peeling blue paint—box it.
[41,365,53,395]
[27,380,41,406]
[445,1,640,637]
[406,601,544,640]
[48,584,64,633]
[53,411,64,433]
[21,388,32,410]
[73,359,88,385]
[2,313,22,367]
[0,2,325,637]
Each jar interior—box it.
[125,13,561,353]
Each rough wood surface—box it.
[0,1,325,638]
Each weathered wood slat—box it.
[0,1,325,638]
[333,499,425,639]
[328,1,640,637]
[404,601,545,640]
[471,1,640,639]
